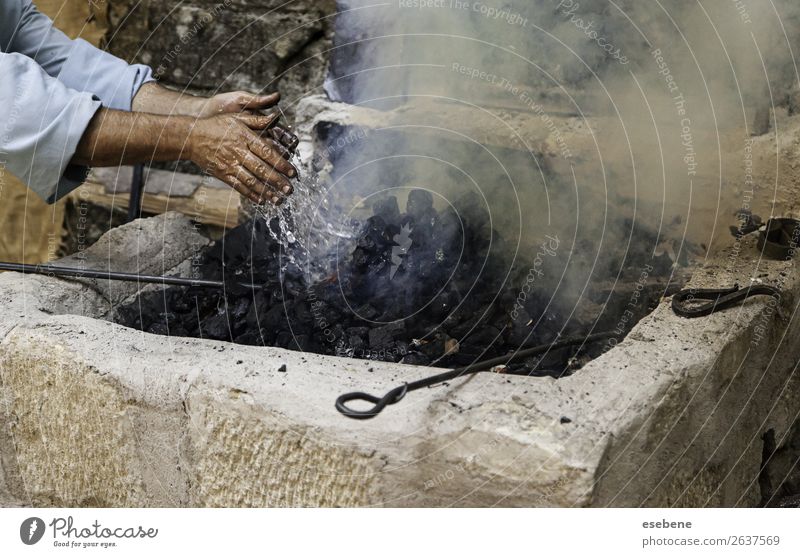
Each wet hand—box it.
[196,91,281,118]
[187,113,297,206]
[197,91,299,156]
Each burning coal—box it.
[116,188,695,375]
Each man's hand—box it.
[188,113,297,205]
[193,91,280,118]
[72,108,297,206]
[132,83,299,163]
[194,91,300,159]
[133,83,279,118]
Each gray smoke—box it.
[314,0,800,314]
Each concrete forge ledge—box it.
[1,212,799,507]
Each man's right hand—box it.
[187,112,298,206]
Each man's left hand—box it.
[133,84,299,154]
[194,91,281,118]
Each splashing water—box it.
[252,165,358,282]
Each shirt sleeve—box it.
[0,52,102,203]
[8,0,155,111]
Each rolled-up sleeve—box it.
[0,52,102,202]
[0,0,155,202]
[9,0,154,111]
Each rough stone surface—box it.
[105,0,336,120]
[1,212,799,507]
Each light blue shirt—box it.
[0,0,153,202]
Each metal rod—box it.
[127,164,145,223]
[336,332,619,419]
[0,261,258,290]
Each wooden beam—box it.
[71,181,242,229]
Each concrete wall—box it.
[1,212,799,507]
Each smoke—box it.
[309,0,800,324]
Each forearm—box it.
[132,82,285,122]
[72,108,196,167]
[131,81,204,117]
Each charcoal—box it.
[400,352,430,366]
[369,322,405,349]
[464,326,501,347]
[201,313,230,340]
[373,196,400,223]
[115,191,695,376]
[288,335,310,351]
[406,189,433,220]
[262,305,286,331]
[236,329,264,345]
[448,352,483,366]
[147,323,170,336]
[275,331,293,348]
[346,326,370,338]
[349,335,366,351]
[355,304,379,320]
[244,292,266,328]
[230,297,251,321]
[507,324,534,346]
[452,191,486,227]
[393,340,410,357]
[417,334,450,360]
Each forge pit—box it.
[1,205,799,507]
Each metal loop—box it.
[672,284,780,318]
[335,384,408,420]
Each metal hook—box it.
[335,332,619,420]
[672,284,780,318]
[335,384,408,420]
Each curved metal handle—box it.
[335,384,408,420]
[672,284,782,318]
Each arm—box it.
[132,82,280,118]
[131,83,300,152]
[0,51,294,206]
[0,51,102,203]
[8,0,153,110]
[73,109,297,205]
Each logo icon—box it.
[20,517,45,545]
